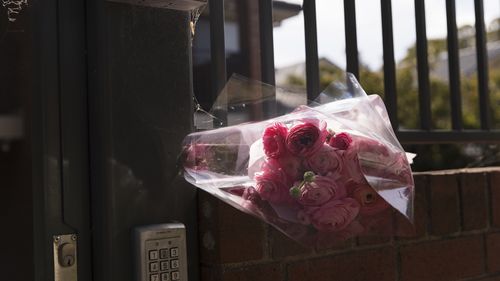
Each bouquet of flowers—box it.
[182,74,414,247]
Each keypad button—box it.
[150,274,160,281]
[170,259,179,269]
[170,247,179,258]
[161,272,170,281]
[149,250,159,260]
[149,262,159,272]
[160,248,169,259]
[171,271,180,281]
[160,261,169,271]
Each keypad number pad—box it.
[170,248,179,258]
[170,260,179,269]
[160,248,169,259]
[161,272,170,281]
[171,271,180,281]
[146,238,184,281]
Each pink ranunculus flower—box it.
[296,174,347,206]
[267,155,303,182]
[262,122,288,158]
[385,152,413,183]
[305,144,343,175]
[352,135,390,157]
[286,120,328,157]
[340,147,365,184]
[352,184,390,216]
[328,132,353,150]
[306,198,360,232]
[255,166,293,205]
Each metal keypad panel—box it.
[146,239,182,281]
[134,223,188,281]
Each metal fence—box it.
[207,0,500,144]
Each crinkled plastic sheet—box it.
[183,73,415,248]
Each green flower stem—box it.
[289,171,315,198]
[303,171,315,182]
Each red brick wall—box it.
[198,168,500,281]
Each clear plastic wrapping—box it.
[182,74,415,248]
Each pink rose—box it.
[352,184,390,216]
[305,144,343,175]
[286,120,328,157]
[328,132,353,150]
[262,123,288,158]
[255,167,293,205]
[306,198,360,232]
[295,174,347,206]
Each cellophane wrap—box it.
[182,74,415,248]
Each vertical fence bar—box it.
[259,0,276,86]
[344,0,359,79]
[380,0,398,130]
[446,0,463,130]
[474,0,491,130]
[414,0,432,130]
[259,0,276,119]
[303,0,320,100]
[209,0,227,126]
[209,0,227,98]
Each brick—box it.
[396,175,428,241]
[356,234,391,246]
[288,247,397,281]
[269,227,312,259]
[429,175,460,235]
[201,266,221,281]
[201,264,284,281]
[394,210,417,238]
[400,236,485,281]
[412,174,429,237]
[491,172,500,228]
[315,237,354,253]
[475,276,500,281]
[487,233,500,273]
[198,192,265,264]
[461,172,488,230]
[222,263,284,281]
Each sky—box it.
[273,0,500,70]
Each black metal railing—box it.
[446,0,463,131]
[206,0,499,144]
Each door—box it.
[1,0,200,280]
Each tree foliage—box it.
[284,19,500,170]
